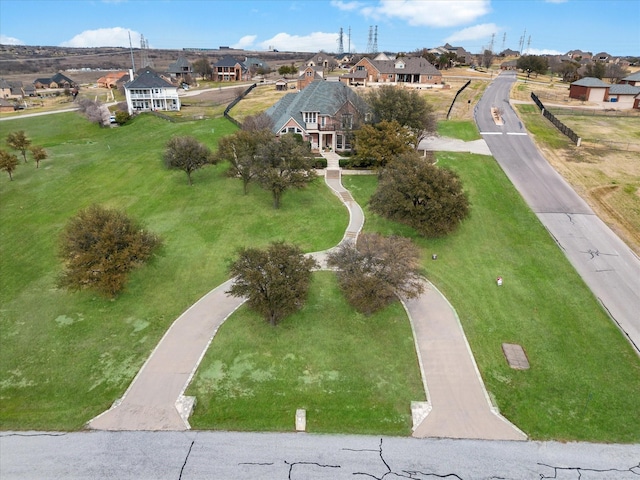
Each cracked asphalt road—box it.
[2,431,639,479]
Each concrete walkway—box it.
[88,150,525,440]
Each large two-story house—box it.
[124,67,181,115]
[340,56,442,87]
[213,56,248,82]
[265,81,369,152]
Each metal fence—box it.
[224,83,257,127]
[531,92,581,146]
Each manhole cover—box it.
[502,343,530,370]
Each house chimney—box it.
[129,69,134,81]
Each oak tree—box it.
[0,149,19,180]
[364,85,436,147]
[163,136,215,185]
[255,134,316,209]
[6,130,31,163]
[353,120,415,168]
[58,205,162,297]
[327,233,424,315]
[369,153,470,237]
[227,241,318,326]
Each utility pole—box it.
[348,26,351,54]
[128,31,136,75]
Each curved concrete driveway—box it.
[475,71,640,353]
[89,156,525,441]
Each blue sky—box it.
[0,0,638,56]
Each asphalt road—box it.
[2,431,639,479]
[475,71,640,354]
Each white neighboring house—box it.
[124,67,181,115]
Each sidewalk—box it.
[87,152,525,440]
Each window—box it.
[356,65,365,71]
[341,114,353,129]
[306,71,312,77]
[303,112,317,123]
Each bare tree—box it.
[6,130,31,163]
[30,145,48,168]
[0,149,19,180]
[163,136,215,185]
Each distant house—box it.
[167,56,192,80]
[569,76,640,109]
[566,50,593,61]
[0,98,14,112]
[97,71,128,88]
[244,57,269,76]
[297,65,324,90]
[0,79,12,98]
[340,56,442,87]
[305,52,335,69]
[621,71,640,86]
[265,80,370,152]
[124,67,181,115]
[213,56,248,82]
[33,72,76,89]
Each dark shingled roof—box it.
[125,68,175,89]
[266,81,369,134]
[571,77,609,87]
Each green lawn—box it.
[187,271,425,435]
[2,112,639,442]
[343,152,640,443]
[0,113,347,430]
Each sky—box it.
[0,0,638,57]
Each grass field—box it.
[0,113,347,430]
[187,272,425,435]
[342,152,640,443]
[2,94,639,442]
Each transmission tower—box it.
[373,25,378,53]
[501,32,506,52]
[140,34,153,68]
[338,27,344,54]
[489,33,495,53]
[367,26,373,54]
[526,35,532,54]
[348,26,351,53]
[518,28,526,54]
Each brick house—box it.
[266,81,370,152]
[213,56,248,82]
[33,72,76,89]
[167,56,192,80]
[296,66,324,90]
[340,56,442,87]
[569,76,640,109]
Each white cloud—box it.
[330,0,366,11]
[60,27,141,48]
[258,31,340,52]
[364,0,490,27]
[445,23,499,43]
[524,48,563,55]
[232,35,257,49]
[1,34,24,45]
